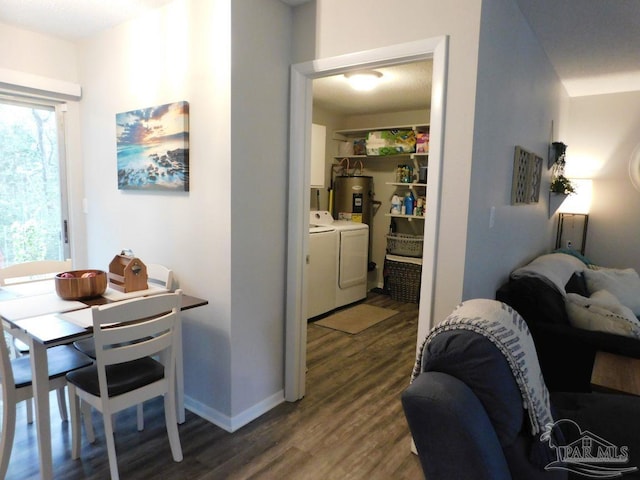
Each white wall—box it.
[229,0,292,421]
[77,0,291,430]
[0,22,78,81]
[463,0,569,298]
[78,0,235,421]
[565,91,640,271]
[292,0,316,63]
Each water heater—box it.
[332,176,374,225]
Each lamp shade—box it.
[558,179,592,214]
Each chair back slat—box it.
[91,290,181,367]
[100,329,173,366]
[92,292,180,327]
[146,263,174,290]
[0,259,72,286]
[96,311,174,348]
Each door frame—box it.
[285,36,449,401]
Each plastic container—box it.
[391,194,401,214]
[404,191,415,216]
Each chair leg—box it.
[56,387,68,421]
[0,395,17,479]
[163,391,183,462]
[137,403,144,431]
[81,400,95,444]
[68,384,82,460]
[103,411,120,480]
[26,398,33,424]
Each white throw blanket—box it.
[510,252,586,294]
[411,298,553,436]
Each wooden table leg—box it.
[29,339,53,480]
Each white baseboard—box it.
[184,390,285,433]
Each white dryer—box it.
[332,219,369,308]
[310,211,369,310]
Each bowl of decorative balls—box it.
[54,269,108,300]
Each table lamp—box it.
[556,179,592,255]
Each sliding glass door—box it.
[0,99,69,267]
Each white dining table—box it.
[0,279,207,480]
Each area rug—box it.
[315,304,398,334]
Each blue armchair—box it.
[402,300,640,480]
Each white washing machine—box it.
[307,214,337,319]
[310,211,369,310]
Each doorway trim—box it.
[285,36,449,401]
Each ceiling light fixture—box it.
[344,70,383,91]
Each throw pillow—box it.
[583,268,640,315]
[565,291,640,338]
[565,272,589,297]
[497,276,569,325]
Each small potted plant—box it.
[550,175,575,195]
[551,142,567,163]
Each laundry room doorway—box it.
[285,37,449,401]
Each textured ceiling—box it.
[515,0,640,96]
[0,0,176,41]
[313,61,432,116]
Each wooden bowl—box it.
[54,269,108,300]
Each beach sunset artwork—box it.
[116,101,189,191]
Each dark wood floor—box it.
[5,292,424,479]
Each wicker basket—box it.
[386,233,424,258]
[384,255,422,303]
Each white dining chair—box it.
[72,263,174,430]
[0,259,74,423]
[146,263,174,290]
[66,290,183,480]
[0,328,93,479]
[0,259,72,286]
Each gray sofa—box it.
[496,252,640,392]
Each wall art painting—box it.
[511,145,542,205]
[116,101,189,191]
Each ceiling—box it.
[313,62,432,116]
[514,0,640,97]
[1,0,639,110]
[0,0,176,41]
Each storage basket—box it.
[386,233,424,258]
[384,255,422,303]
